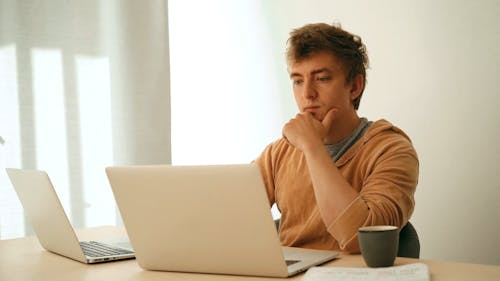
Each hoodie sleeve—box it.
[254,142,278,206]
[326,129,419,253]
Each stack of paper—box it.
[301,263,430,281]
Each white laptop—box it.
[5,168,135,263]
[105,163,338,277]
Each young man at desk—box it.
[255,22,419,253]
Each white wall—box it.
[291,0,500,265]
[169,1,291,165]
[170,0,500,265]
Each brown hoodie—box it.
[255,119,419,253]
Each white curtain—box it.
[0,0,171,239]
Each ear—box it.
[349,74,364,101]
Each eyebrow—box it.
[289,68,332,79]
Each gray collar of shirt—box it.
[325,117,372,162]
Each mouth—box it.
[303,106,321,117]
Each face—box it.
[289,51,361,122]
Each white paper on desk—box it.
[301,263,430,281]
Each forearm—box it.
[302,144,359,226]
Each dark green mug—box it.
[358,225,399,267]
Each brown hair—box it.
[286,23,369,110]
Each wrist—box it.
[302,139,325,157]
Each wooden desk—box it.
[1,226,499,281]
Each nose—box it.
[302,79,317,100]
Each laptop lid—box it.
[106,164,337,277]
[5,168,134,263]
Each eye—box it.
[317,76,331,82]
[293,79,303,86]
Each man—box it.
[255,23,419,253]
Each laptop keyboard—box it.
[80,241,134,257]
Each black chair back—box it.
[397,222,420,258]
